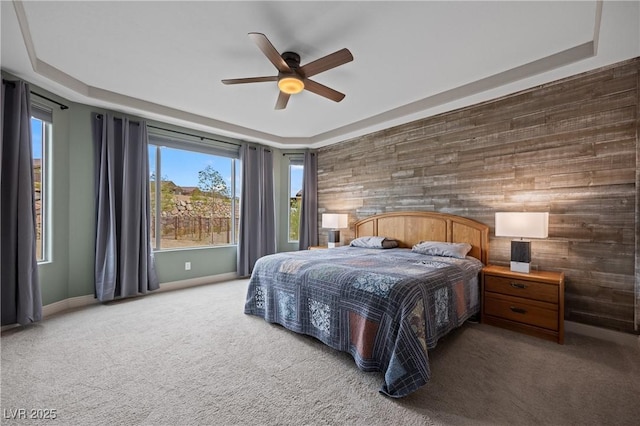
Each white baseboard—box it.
[2,272,242,331]
[1,293,99,332]
[157,272,240,293]
[42,294,98,318]
[565,320,640,349]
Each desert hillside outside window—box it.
[148,132,239,250]
[31,105,52,262]
[289,161,303,242]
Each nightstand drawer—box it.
[484,293,558,331]
[485,275,558,303]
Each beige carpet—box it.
[2,279,639,426]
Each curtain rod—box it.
[32,92,68,110]
[2,79,69,110]
[147,125,241,147]
[248,146,271,152]
[282,152,313,156]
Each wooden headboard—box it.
[353,211,489,264]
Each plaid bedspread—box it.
[244,247,484,397]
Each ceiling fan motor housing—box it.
[281,51,301,70]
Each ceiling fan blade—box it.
[248,32,292,74]
[221,76,278,85]
[299,48,353,78]
[275,91,290,110]
[303,79,346,102]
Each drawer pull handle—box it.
[510,282,527,289]
[510,306,527,314]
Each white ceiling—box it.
[2,1,639,149]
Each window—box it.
[289,162,303,242]
[148,133,239,250]
[31,105,52,262]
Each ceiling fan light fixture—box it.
[278,76,305,94]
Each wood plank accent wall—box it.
[317,57,640,334]
[636,66,640,333]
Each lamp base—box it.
[510,240,531,273]
[510,261,531,274]
[511,240,531,263]
[328,230,340,249]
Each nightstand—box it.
[308,246,327,250]
[481,265,565,344]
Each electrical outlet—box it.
[185,262,191,271]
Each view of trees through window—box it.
[289,164,303,241]
[149,145,239,249]
[32,116,49,262]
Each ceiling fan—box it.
[222,32,353,110]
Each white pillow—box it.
[412,241,472,258]
[350,236,399,249]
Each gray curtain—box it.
[237,144,276,276]
[92,113,159,302]
[1,79,42,325]
[298,150,318,250]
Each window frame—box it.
[148,130,240,251]
[288,158,304,243]
[31,103,53,263]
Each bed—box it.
[244,211,489,397]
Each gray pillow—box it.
[350,236,399,249]
[412,241,472,258]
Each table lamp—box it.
[495,212,549,273]
[322,213,348,248]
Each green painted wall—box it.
[153,246,237,283]
[66,103,96,299]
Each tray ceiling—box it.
[2,1,638,148]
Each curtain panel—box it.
[1,79,42,325]
[298,150,318,250]
[237,144,276,277]
[92,113,159,302]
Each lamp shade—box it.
[495,212,549,239]
[322,213,348,229]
